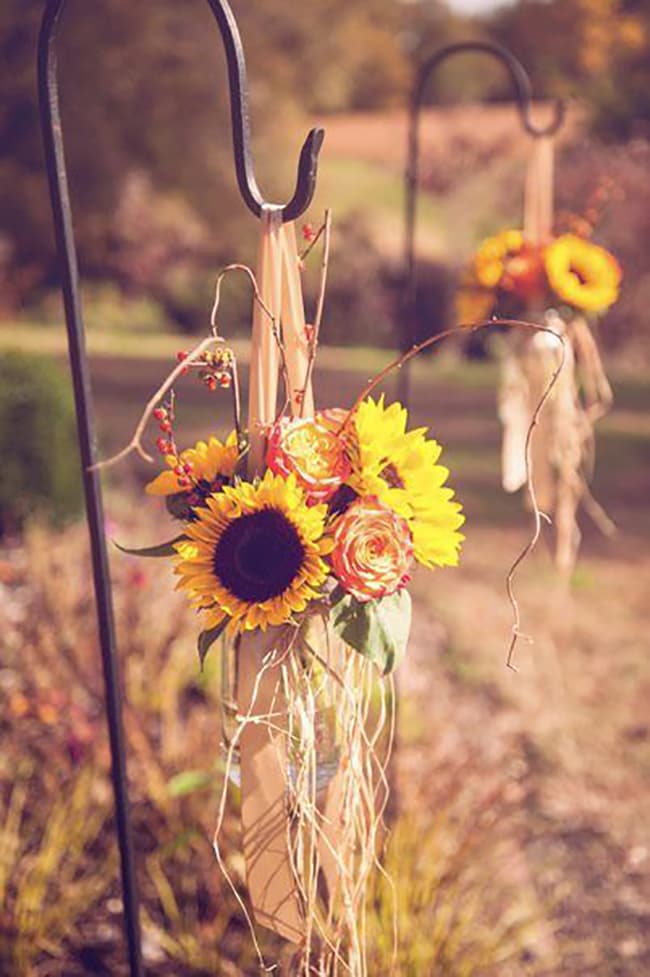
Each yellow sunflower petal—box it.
[145,470,182,496]
[347,395,464,571]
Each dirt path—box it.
[398,526,650,976]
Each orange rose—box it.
[266,415,351,504]
[501,241,546,302]
[331,497,413,602]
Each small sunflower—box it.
[474,229,524,289]
[347,396,464,568]
[544,234,621,312]
[174,470,333,634]
[146,431,239,502]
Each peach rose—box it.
[266,415,351,504]
[331,497,413,602]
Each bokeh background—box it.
[1,1,649,975]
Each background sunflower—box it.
[544,234,621,312]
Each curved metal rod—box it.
[412,41,565,139]
[397,40,564,406]
[37,1,323,974]
[205,0,324,220]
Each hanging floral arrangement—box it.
[458,227,621,324]
[456,141,620,576]
[144,393,463,668]
[95,208,558,975]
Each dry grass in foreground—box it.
[1,506,553,977]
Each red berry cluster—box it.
[175,349,232,391]
[302,223,316,243]
[153,401,194,490]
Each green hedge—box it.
[0,351,83,534]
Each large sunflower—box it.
[544,234,621,312]
[174,470,333,633]
[146,432,239,500]
[347,396,465,568]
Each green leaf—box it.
[330,589,412,675]
[167,769,212,797]
[165,492,194,521]
[113,534,186,558]
[197,619,229,669]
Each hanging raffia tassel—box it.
[499,307,616,578]
[499,330,556,513]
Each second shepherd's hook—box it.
[398,40,565,406]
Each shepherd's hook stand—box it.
[37,2,323,973]
[397,40,564,407]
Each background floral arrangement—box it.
[458,226,621,325]
[455,173,621,576]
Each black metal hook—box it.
[205,0,324,220]
[40,0,324,225]
[412,41,564,140]
[397,40,564,406]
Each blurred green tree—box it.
[487,0,649,138]
[0,350,82,533]
[0,0,419,313]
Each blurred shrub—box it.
[0,351,82,534]
[33,283,167,334]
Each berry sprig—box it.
[153,396,195,490]
[558,176,617,239]
[175,348,233,391]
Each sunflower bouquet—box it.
[457,227,621,325]
[457,216,619,574]
[142,395,463,673]
[105,210,466,973]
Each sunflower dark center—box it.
[569,264,588,286]
[213,508,306,603]
[381,463,405,489]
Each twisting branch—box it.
[88,334,225,471]
[337,317,566,672]
[210,262,272,335]
[90,263,279,473]
[300,209,332,418]
[339,318,562,427]
[503,329,566,670]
